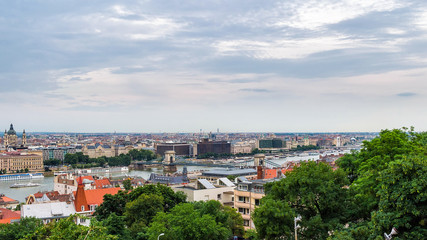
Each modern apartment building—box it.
[234,178,277,230]
[42,147,76,161]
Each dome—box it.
[7,124,16,135]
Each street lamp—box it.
[294,215,302,240]
[384,227,398,240]
[157,233,165,240]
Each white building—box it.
[21,202,77,224]
[172,178,235,207]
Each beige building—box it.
[234,178,277,230]
[231,141,256,154]
[0,152,43,172]
[82,144,135,158]
[172,178,235,207]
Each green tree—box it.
[125,193,164,227]
[259,161,352,240]
[102,213,131,240]
[23,216,117,240]
[95,191,128,221]
[123,179,133,191]
[146,203,231,240]
[371,155,427,239]
[193,200,244,237]
[0,217,42,240]
[252,198,294,239]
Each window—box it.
[255,199,260,206]
[80,218,86,223]
[243,220,250,226]
[238,208,250,215]
[238,185,248,191]
[217,194,222,200]
[238,196,249,203]
[81,205,85,211]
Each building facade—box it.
[197,139,231,156]
[42,147,77,161]
[156,143,192,156]
[0,152,43,172]
[234,179,276,229]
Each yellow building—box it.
[234,178,277,230]
[0,152,43,172]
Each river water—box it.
[0,152,347,203]
[0,165,219,203]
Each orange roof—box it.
[73,187,120,207]
[0,196,18,203]
[84,188,120,206]
[0,208,20,224]
[94,178,111,189]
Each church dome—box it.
[7,124,16,135]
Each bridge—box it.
[131,156,282,170]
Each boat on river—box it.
[9,182,41,188]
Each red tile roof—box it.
[94,178,111,189]
[0,208,20,224]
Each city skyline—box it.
[1,1,427,132]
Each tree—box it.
[102,213,131,240]
[123,179,132,191]
[125,193,164,227]
[128,184,187,212]
[339,128,426,219]
[146,203,232,240]
[193,200,244,237]
[371,155,427,239]
[95,191,128,221]
[252,198,294,239]
[260,161,352,240]
[0,217,42,240]
[23,215,117,240]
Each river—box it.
[0,165,222,203]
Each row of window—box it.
[237,196,260,206]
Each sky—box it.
[1,0,427,133]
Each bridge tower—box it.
[254,154,265,167]
[163,150,177,172]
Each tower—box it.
[3,129,8,146]
[163,150,177,172]
[254,154,265,167]
[74,176,88,212]
[22,129,27,146]
[163,150,176,165]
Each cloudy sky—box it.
[1,0,427,133]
